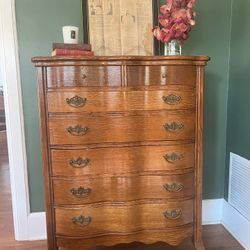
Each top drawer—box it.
[47,66,122,88]
[127,65,196,86]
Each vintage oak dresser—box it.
[32,56,209,250]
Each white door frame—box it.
[0,0,45,241]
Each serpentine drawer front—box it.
[32,55,209,250]
[48,111,195,145]
[55,200,194,237]
[47,86,196,113]
[50,144,195,177]
[53,172,195,205]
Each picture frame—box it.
[82,0,161,55]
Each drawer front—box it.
[51,144,195,177]
[47,66,122,88]
[49,112,195,145]
[127,66,196,86]
[55,200,193,237]
[47,87,195,113]
[57,224,193,249]
[53,173,194,205]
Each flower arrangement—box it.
[153,0,196,44]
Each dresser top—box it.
[32,55,210,67]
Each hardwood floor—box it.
[0,131,244,250]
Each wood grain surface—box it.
[49,111,195,145]
[126,65,196,86]
[57,225,193,249]
[31,55,210,66]
[47,86,195,113]
[47,66,122,88]
[51,144,195,177]
[37,67,57,249]
[55,200,193,237]
[53,172,194,205]
[32,56,210,250]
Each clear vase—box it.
[164,40,182,55]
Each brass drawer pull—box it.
[67,125,89,136]
[163,209,182,220]
[163,183,184,192]
[82,74,87,79]
[72,215,92,226]
[162,73,168,78]
[66,95,87,108]
[163,153,183,163]
[70,187,91,198]
[162,95,181,105]
[69,157,90,168]
[164,122,184,132]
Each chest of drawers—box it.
[32,56,209,250]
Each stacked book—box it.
[51,43,94,56]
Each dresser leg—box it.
[194,240,205,250]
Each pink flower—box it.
[152,27,163,41]
[159,14,171,26]
[160,0,173,14]
[152,0,196,44]
[187,0,196,8]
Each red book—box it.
[51,48,94,56]
[52,43,92,51]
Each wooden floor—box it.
[0,131,244,250]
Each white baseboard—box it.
[202,199,223,225]
[222,200,250,250]
[26,199,224,241]
[27,212,46,240]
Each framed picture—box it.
[82,0,161,56]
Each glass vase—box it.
[164,40,182,55]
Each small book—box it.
[52,43,92,51]
[51,48,94,56]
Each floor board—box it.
[0,131,244,250]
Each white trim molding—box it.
[202,199,250,249]
[0,0,30,240]
[222,200,250,250]
[202,199,224,225]
[28,213,46,241]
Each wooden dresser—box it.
[32,56,209,250]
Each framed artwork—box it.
[82,0,161,56]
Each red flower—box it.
[152,0,196,44]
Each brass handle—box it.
[163,153,183,163]
[163,209,182,220]
[72,215,92,226]
[66,96,87,108]
[67,125,89,136]
[162,73,168,78]
[70,187,91,198]
[163,183,184,192]
[162,95,181,105]
[82,74,87,79]
[164,122,184,132]
[69,157,90,168]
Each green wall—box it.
[225,0,250,197]
[15,0,83,212]
[16,0,232,212]
[183,0,232,199]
